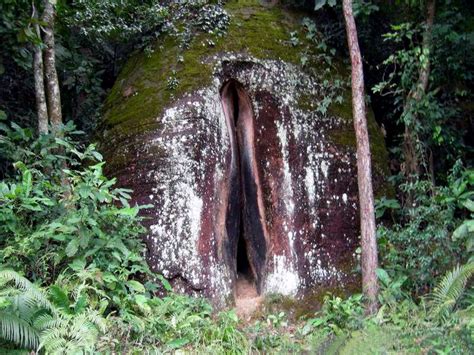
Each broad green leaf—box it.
[69,259,86,272]
[66,239,79,257]
[74,294,87,314]
[453,223,468,240]
[103,272,118,284]
[376,268,391,286]
[467,220,474,232]
[79,234,90,249]
[134,294,151,313]
[92,150,103,161]
[462,199,474,212]
[127,280,146,293]
[310,317,325,327]
[49,285,70,311]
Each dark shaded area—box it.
[236,225,252,278]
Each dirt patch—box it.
[235,273,263,320]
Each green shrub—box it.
[0,121,155,352]
[377,164,474,296]
[0,120,151,301]
[303,293,365,335]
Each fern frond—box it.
[36,308,105,354]
[33,312,62,330]
[87,310,107,333]
[37,323,68,353]
[430,263,474,319]
[0,310,39,349]
[0,269,52,310]
[0,270,32,290]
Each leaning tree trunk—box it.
[41,0,62,132]
[402,0,436,181]
[33,5,48,134]
[342,0,379,315]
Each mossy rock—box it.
[99,0,391,305]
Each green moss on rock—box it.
[328,90,394,198]
[102,0,319,135]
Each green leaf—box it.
[167,338,189,349]
[65,239,79,257]
[79,233,90,249]
[74,294,87,314]
[157,275,173,292]
[314,0,327,10]
[453,222,469,240]
[127,280,146,293]
[376,268,391,286]
[77,185,92,198]
[462,199,474,212]
[134,294,151,314]
[91,150,103,161]
[103,272,118,284]
[467,220,474,232]
[116,207,139,217]
[227,310,239,322]
[309,317,325,327]
[69,259,86,272]
[49,285,70,311]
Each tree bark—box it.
[41,0,62,132]
[41,0,70,194]
[402,0,436,180]
[32,4,48,134]
[33,48,49,134]
[342,0,379,315]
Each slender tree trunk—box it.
[415,0,435,101]
[402,0,436,180]
[40,1,71,194]
[33,5,48,135]
[41,0,62,132]
[342,0,379,315]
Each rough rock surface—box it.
[100,0,390,306]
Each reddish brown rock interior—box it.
[221,80,268,295]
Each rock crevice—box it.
[221,80,268,294]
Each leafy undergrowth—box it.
[0,120,472,354]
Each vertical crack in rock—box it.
[221,80,267,294]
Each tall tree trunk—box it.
[41,0,70,194]
[342,0,379,315]
[32,5,48,135]
[41,0,62,132]
[402,0,436,181]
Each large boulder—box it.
[100,0,390,305]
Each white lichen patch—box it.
[265,255,300,296]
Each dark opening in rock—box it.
[221,80,267,296]
[236,222,253,279]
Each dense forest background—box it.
[0,0,473,353]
